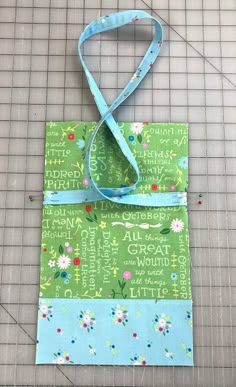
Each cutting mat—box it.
[0,0,235,386]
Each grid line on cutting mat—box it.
[0,0,235,386]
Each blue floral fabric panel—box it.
[36,299,193,366]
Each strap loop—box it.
[43,10,186,207]
[79,10,163,205]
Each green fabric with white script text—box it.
[40,121,191,300]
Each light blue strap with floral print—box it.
[44,10,186,207]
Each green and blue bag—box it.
[36,10,193,366]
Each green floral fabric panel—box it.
[40,122,191,300]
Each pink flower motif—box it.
[67,246,73,253]
[142,143,148,149]
[123,271,131,280]
[170,185,176,191]
[83,178,89,185]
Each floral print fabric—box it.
[36,299,193,366]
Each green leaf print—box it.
[137,134,142,143]
[59,245,64,254]
[160,228,171,234]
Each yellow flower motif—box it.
[99,221,106,229]
[170,149,177,159]
[111,267,119,277]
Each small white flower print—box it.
[159,318,166,327]
[40,305,48,313]
[170,218,184,233]
[88,345,96,355]
[115,309,123,318]
[48,260,55,268]
[57,255,71,269]
[57,356,65,364]
[83,314,91,323]
[130,122,143,134]
[44,191,54,199]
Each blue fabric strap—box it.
[44,10,186,207]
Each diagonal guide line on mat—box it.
[0,303,74,385]
[141,0,236,89]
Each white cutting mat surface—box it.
[0,0,235,386]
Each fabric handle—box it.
[43,10,186,207]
